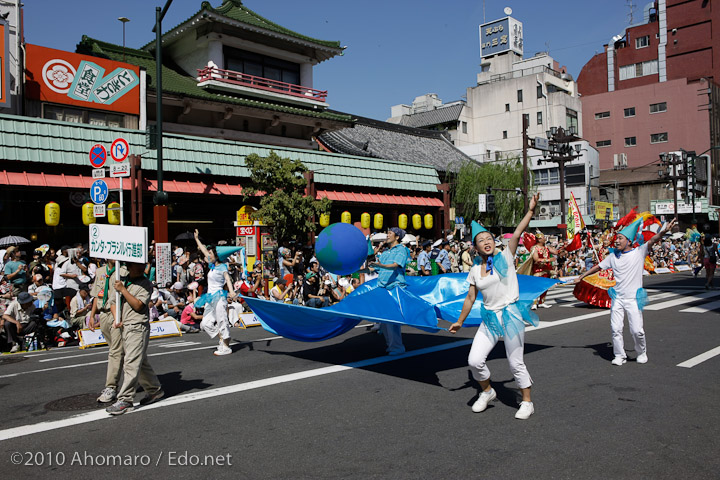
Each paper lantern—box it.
[45,202,60,226]
[412,214,422,230]
[398,214,408,230]
[108,202,121,225]
[374,213,383,230]
[424,213,433,230]
[361,212,371,229]
[319,213,330,227]
[341,211,351,224]
[82,202,96,226]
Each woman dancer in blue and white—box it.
[194,230,239,356]
[449,194,540,420]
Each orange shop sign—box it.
[25,44,141,115]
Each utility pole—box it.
[540,126,581,226]
[658,152,683,221]
[522,115,529,212]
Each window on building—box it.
[619,60,658,80]
[566,108,578,132]
[624,107,636,117]
[462,121,468,134]
[517,89,523,102]
[537,84,544,99]
[224,46,301,86]
[624,136,637,147]
[534,169,549,186]
[596,140,612,147]
[548,167,559,185]
[43,104,134,128]
[650,132,668,143]
[565,165,586,186]
[650,102,667,113]
[505,103,510,112]
[537,111,543,125]
[594,111,610,119]
[523,113,530,127]
[503,130,508,139]
[635,35,650,49]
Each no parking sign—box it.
[89,144,107,168]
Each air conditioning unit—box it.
[613,153,627,169]
[539,206,551,216]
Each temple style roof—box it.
[396,103,465,129]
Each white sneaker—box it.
[531,304,537,310]
[515,401,534,420]
[213,345,232,356]
[9,344,20,353]
[97,387,117,403]
[611,356,626,366]
[471,388,497,413]
[636,352,648,364]
[539,303,552,308]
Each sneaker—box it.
[539,303,552,308]
[106,400,134,415]
[515,401,534,420]
[636,352,648,364]
[213,345,232,356]
[611,356,626,366]
[139,389,165,406]
[9,344,20,353]
[97,387,117,403]
[531,304,537,310]
[189,328,200,334]
[471,388,497,413]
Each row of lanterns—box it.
[44,202,121,227]
[320,212,433,230]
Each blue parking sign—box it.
[90,179,108,204]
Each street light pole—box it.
[118,17,130,62]
[540,126,581,227]
[522,115,529,212]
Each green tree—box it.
[242,151,331,243]
[452,158,530,228]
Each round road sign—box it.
[90,179,109,204]
[110,137,130,162]
[89,144,107,168]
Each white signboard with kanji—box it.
[89,224,147,263]
[155,242,172,288]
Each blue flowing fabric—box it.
[607,287,648,312]
[242,273,559,342]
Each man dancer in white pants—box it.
[576,216,676,365]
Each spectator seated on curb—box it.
[69,285,93,330]
[1,292,40,353]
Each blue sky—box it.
[23,0,636,120]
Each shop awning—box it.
[316,189,444,207]
[0,170,245,195]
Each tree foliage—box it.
[242,151,331,244]
[452,158,530,228]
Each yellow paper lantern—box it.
[341,211,351,224]
[44,202,60,226]
[108,202,121,225]
[82,202,96,226]
[360,212,371,229]
[319,213,330,227]
[412,214,422,230]
[374,213,383,230]
[424,213,433,230]
[398,214,408,230]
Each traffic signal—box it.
[487,194,496,213]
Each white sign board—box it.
[239,313,261,327]
[155,242,172,288]
[478,194,487,213]
[534,137,549,151]
[89,224,148,263]
[79,319,182,348]
[92,168,106,179]
[110,163,131,178]
[653,201,703,215]
[93,204,106,218]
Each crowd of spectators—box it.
[1,228,717,353]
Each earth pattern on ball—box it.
[315,223,368,275]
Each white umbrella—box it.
[0,235,30,247]
[670,232,684,240]
[432,239,443,248]
[401,234,417,244]
[370,232,387,242]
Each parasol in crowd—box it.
[0,235,31,247]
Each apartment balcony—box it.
[197,66,328,108]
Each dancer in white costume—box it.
[194,230,240,356]
[449,194,540,420]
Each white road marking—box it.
[644,291,720,310]
[677,346,720,368]
[679,300,720,313]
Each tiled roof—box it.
[0,114,440,193]
[318,115,474,172]
[76,37,352,124]
[143,1,343,52]
[397,104,465,128]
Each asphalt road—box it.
[1,271,718,480]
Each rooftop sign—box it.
[479,17,523,59]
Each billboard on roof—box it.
[479,17,523,58]
[25,44,141,115]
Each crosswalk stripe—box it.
[555,290,681,307]
[644,291,720,310]
[679,299,720,313]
